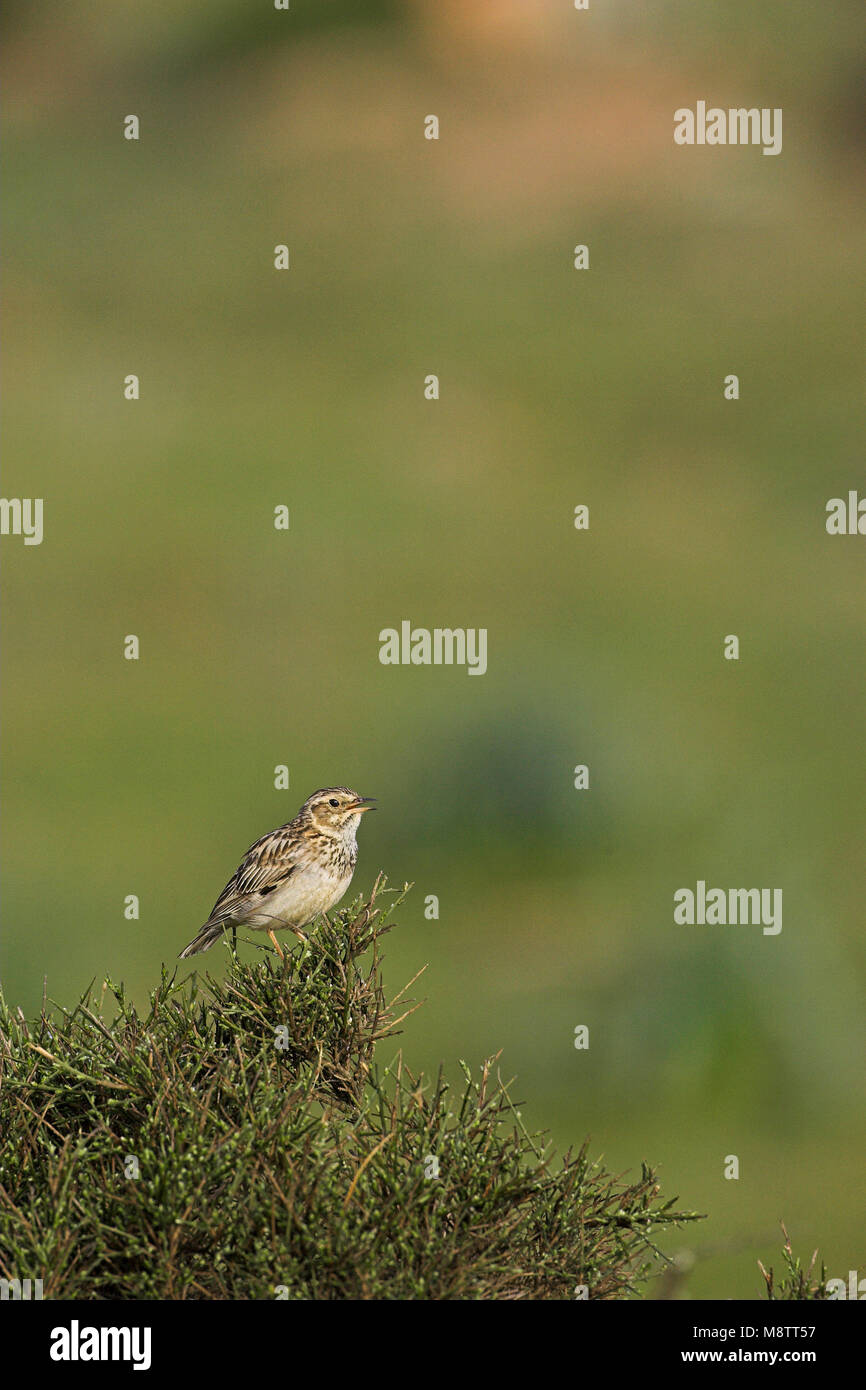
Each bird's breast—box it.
[251,861,354,928]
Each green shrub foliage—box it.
[0,882,705,1299]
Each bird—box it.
[179,787,376,959]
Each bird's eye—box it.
[329,798,339,808]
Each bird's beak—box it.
[351,796,377,813]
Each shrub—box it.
[0,880,702,1299]
[758,1225,829,1301]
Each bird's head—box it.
[302,787,376,840]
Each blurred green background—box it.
[3,0,865,1298]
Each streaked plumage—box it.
[179,787,375,958]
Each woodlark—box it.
[179,787,376,959]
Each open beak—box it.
[351,796,377,813]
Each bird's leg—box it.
[231,925,237,954]
[267,929,285,959]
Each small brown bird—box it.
[179,787,376,959]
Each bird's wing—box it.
[205,825,299,923]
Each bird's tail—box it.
[179,918,229,958]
